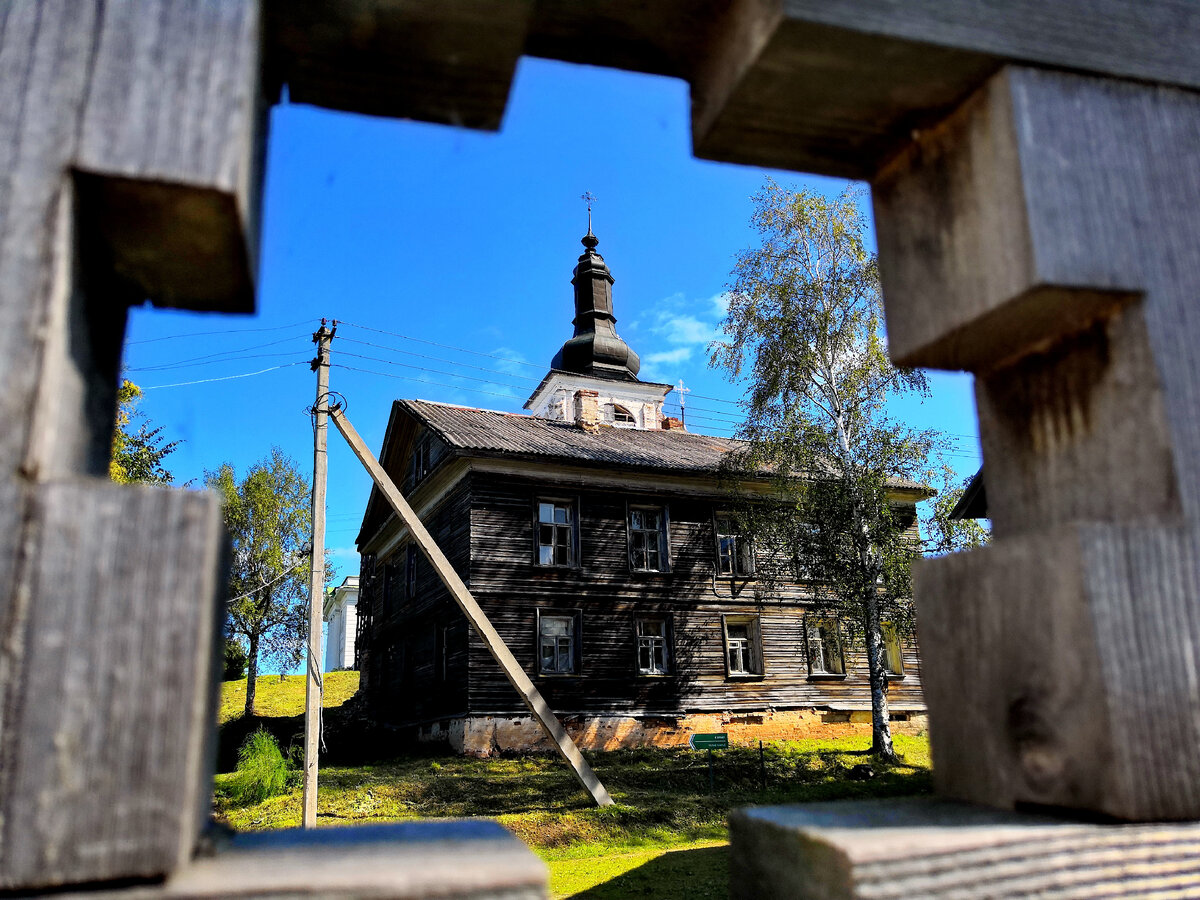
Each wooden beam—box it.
[730,796,1200,899]
[329,406,614,807]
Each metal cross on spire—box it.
[581,191,597,234]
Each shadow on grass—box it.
[568,846,728,900]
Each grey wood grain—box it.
[264,0,532,131]
[1,483,226,890]
[46,821,547,899]
[692,1,1200,178]
[731,796,1200,899]
[0,1,261,890]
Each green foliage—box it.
[226,729,295,805]
[711,180,952,757]
[109,379,179,485]
[924,467,991,556]
[209,449,312,679]
[223,638,249,680]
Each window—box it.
[629,505,669,572]
[806,618,846,677]
[405,543,417,599]
[636,618,670,674]
[411,437,432,482]
[538,611,579,675]
[536,500,576,567]
[723,615,762,677]
[716,515,755,576]
[882,623,905,677]
[612,404,636,426]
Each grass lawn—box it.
[217,675,931,897]
[219,671,360,724]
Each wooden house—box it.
[354,228,929,754]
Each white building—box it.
[323,575,359,672]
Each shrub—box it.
[227,729,293,804]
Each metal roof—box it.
[401,399,744,474]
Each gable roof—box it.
[401,398,743,474]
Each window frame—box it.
[411,436,432,484]
[714,513,755,578]
[881,622,906,679]
[533,497,579,569]
[536,608,582,676]
[805,616,848,680]
[627,502,671,574]
[612,404,637,427]
[634,615,672,676]
[405,542,418,600]
[721,614,764,679]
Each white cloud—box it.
[645,348,693,366]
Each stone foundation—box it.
[414,709,928,756]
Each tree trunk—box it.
[244,633,259,717]
[863,591,896,760]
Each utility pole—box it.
[303,319,335,828]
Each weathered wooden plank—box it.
[917,524,1200,821]
[691,1,1200,178]
[45,821,546,899]
[0,483,225,890]
[0,2,262,891]
[330,406,614,806]
[264,0,532,131]
[730,796,1200,899]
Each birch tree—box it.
[208,449,312,717]
[712,180,939,760]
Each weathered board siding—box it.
[364,466,923,727]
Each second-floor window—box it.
[537,500,575,567]
[629,506,668,572]
[411,438,432,483]
[716,516,755,577]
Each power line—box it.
[142,361,308,390]
[337,320,546,371]
[128,333,311,371]
[127,318,315,345]
[128,350,305,373]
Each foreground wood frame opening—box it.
[8,2,1200,896]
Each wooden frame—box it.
[535,608,583,677]
[626,500,671,574]
[721,613,764,679]
[532,496,580,569]
[803,615,847,681]
[633,614,673,677]
[714,511,756,578]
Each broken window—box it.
[636,618,669,674]
[536,499,576,567]
[538,611,578,675]
[723,615,762,676]
[629,505,668,572]
[411,436,432,483]
[806,618,846,677]
[716,515,755,577]
[612,404,636,426]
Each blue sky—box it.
[122,57,983,589]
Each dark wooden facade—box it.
[355,402,926,739]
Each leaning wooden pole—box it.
[329,405,614,807]
[303,320,335,827]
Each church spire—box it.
[550,203,641,381]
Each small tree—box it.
[208,448,312,717]
[110,379,179,485]
[713,180,947,760]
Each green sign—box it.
[689,733,729,751]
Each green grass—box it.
[213,733,932,897]
[218,671,360,724]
